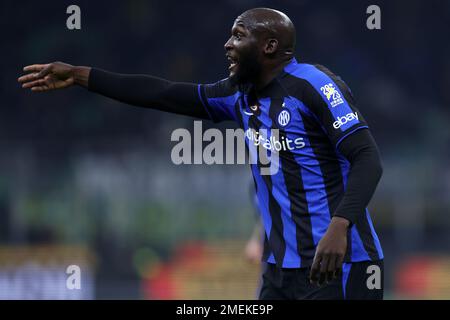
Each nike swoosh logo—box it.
[243,111,254,116]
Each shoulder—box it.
[282,63,354,104]
[283,63,341,90]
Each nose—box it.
[224,37,233,51]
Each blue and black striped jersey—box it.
[198,58,383,268]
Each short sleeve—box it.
[302,66,369,147]
[197,78,240,123]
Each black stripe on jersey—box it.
[246,97,287,267]
[268,96,316,267]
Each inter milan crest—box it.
[277,109,291,127]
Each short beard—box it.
[229,50,262,86]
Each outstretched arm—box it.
[18,62,209,119]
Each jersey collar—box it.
[279,57,298,80]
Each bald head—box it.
[224,8,297,86]
[236,8,296,58]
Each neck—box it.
[253,57,292,91]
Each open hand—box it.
[18,62,81,92]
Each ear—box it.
[264,39,279,55]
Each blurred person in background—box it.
[244,183,265,298]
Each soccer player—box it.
[18,8,384,299]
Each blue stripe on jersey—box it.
[205,92,240,121]
[289,97,332,245]
[350,226,371,261]
[284,62,360,132]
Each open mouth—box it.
[227,55,238,71]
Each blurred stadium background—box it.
[0,0,449,299]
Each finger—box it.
[21,78,47,88]
[18,73,40,83]
[318,255,330,286]
[23,64,48,73]
[30,85,50,92]
[309,255,322,284]
[334,254,345,279]
[326,255,336,283]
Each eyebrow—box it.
[231,23,247,35]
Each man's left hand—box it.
[309,216,350,286]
